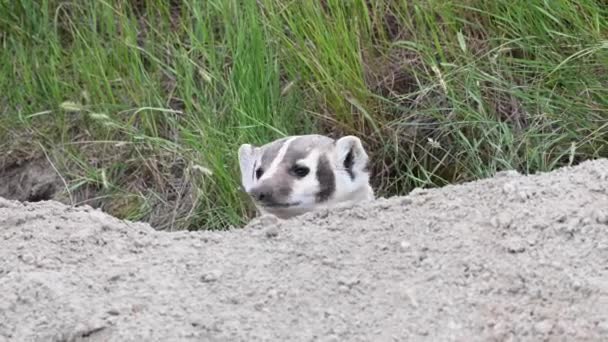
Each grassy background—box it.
[1,0,607,230]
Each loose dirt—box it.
[1,159,607,341]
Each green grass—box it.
[1,0,607,230]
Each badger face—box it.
[238,134,374,219]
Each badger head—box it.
[238,134,374,219]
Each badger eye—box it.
[255,168,264,179]
[291,165,309,178]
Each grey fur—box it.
[260,137,291,170]
[251,135,334,206]
[259,135,333,173]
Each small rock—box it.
[378,243,389,251]
[592,210,608,224]
[597,320,608,333]
[133,240,147,248]
[555,214,568,223]
[416,328,430,336]
[565,221,580,235]
[68,321,107,340]
[375,199,392,210]
[352,210,367,219]
[131,303,146,313]
[502,182,518,194]
[534,319,554,334]
[338,277,360,289]
[107,309,120,316]
[400,198,413,206]
[322,257,337,268]
[18,253,35,265]
[410,188,427,196]
[505,238,526,254]
[490,213,513,229]
[495,170,520,178]
[517,190,530,201]
[108,274,121,282]
[251,214,279,229]
[315,209,331,219]
[267,289,278,298]
[264,226,279,238]
[200,270,222,283]
[571,279,583,291]
[321,334,340,342]
[399,241,411,252]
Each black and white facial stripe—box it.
[343,148,355,180]
[251,135,336,206]
[315,154,335,202]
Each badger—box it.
[238,134,374,219]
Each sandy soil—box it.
[1,159,607,341]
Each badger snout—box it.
[248,185,274,204]
[248,182,296,208]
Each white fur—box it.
[331,135,374,204]
[285,148,323,211]
[237,144,258,193]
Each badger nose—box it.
[249,186,274,203]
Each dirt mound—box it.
[1,159,608,341]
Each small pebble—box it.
[593,210,608,224]
[378,243,389,251]
[322,257,337,268]
[320,334,340,342]
[534,319,554,334]
[251,214,279,229]
[200,270,222,283]
[400,198,413,206]
[107,309,120,316]
[338,277,360,289]
[19,253,35,265]
[517,190,530,201]
[555,214,568,223]
[410,188,427,196]
[502,182,518,194]
[338,285,350,293]
[416,328,430,336]
[597,320,608,333]
[490,213,513,229]
[264,226,279,238]
[505,238,526,254]
[495,170,520,178]
[399,241,411,251]
[108,274,121,282]
[571,279,583,291]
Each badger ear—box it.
[334,135,369,178]
[238,143,259,192]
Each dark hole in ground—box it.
[0,158,62,203]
